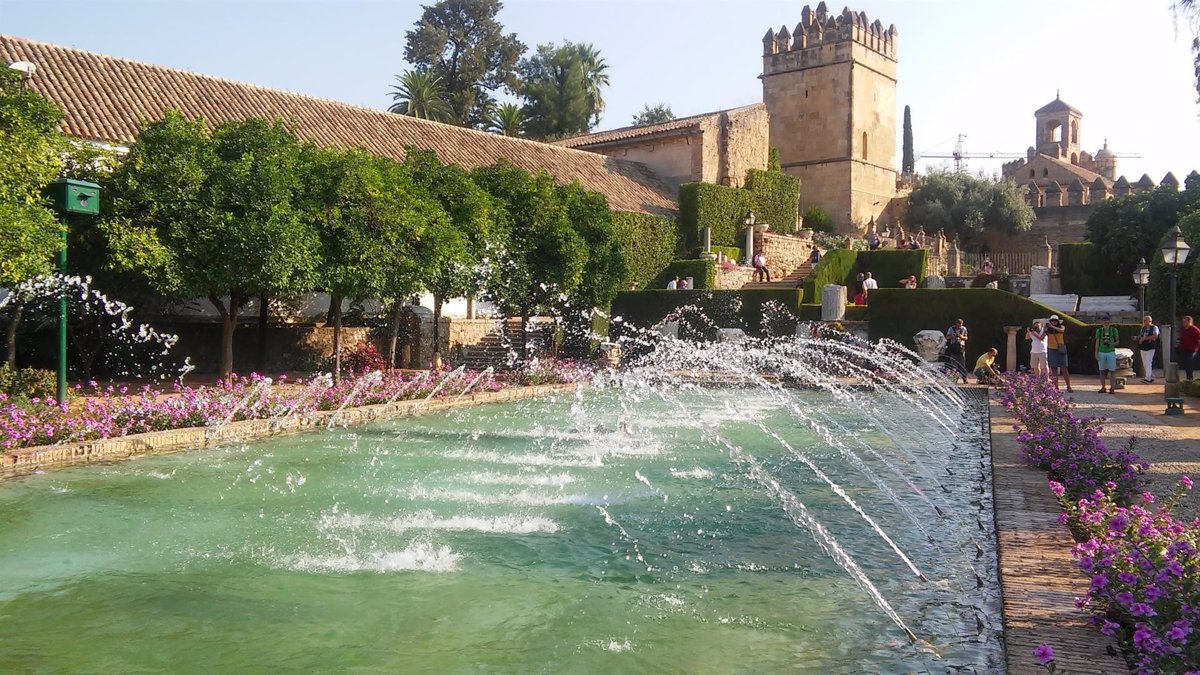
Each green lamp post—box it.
[44,178,100,407]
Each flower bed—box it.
[1001,373,1200,673]
[0,362,590,452]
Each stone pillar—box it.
[1029,266,1051,295]
[743,226,755,266]
[821,285,847,321]
[1044,238,1054,269]
[947,244,961,277]
[1004,326,1021,373]
[702,227,712,254]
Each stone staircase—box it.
[454,319,554,370]
[740,261,813,290]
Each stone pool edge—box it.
[987,394,1126,674]
[1,383,579,481]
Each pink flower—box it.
[1033,643,1054,665]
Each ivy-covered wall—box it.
[612,211,678,290]
[677,168,802,254]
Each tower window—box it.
[805,89,808,99]
[1042,168,1048,177]
[862,132,868,160]
[1030,169,1035,178]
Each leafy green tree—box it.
[906,171,1035,243]
[631,103,675,127]
[0,68,66,367]
[486,102,525,137]
[1086,183,1200,287]
[519,42,593,140]
[1146,210,1200,327]
[105,112,320,380]
[1174,0,1200,100]
[556,181,625,356]
[802,206,833,233]
[574,43,609,126]
[472,160,587,359]
[902,105,914,175]
[387,70,453,122]
[403,148,493,362]
[403,0,526,126]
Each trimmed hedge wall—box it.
[802,249,858,300]
[746,168,801,234]
[678,183,750,253]
[612,211,678,291]
[677,168,802,254]
[867,288,1141,374]
[801,249,927,300]
[711,245,741,262]
[1058,242,1131,296]
[611,288,804,339]
[650,259,716,290]
[797,304,869,321]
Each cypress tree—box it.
[902,105,914,175]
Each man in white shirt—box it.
[666,276,679,290]
[862,272,878,292]
[1027,321,1048,377]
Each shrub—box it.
[802,249,858,301]
[710,245,741,262]
[855,250,927,288]
[1181,379,1200,398]
[612,211,678,290]
[651,259,717,290]
[0,365,58,401]
[803,206,834,233]
[1059,242,1132,297]
[678,182,751,252]
[746,168,801,234]
[341,342,386,373]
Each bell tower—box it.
[761,3,898,232]
[1034,93,1083,164]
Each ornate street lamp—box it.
[1132,258,1150,319]
[1160,225,1191,399]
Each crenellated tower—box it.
[761,2,898,232]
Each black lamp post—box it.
[1161,225,1192,395]
[1132,258,1150,319]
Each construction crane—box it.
[917,135,1024,172]
[918,134,1142,173]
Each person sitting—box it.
[973,348,1003,386]
[665,276,679,290]
[900,275,918,289]
[752,252,771,282]
[852,288,868,306]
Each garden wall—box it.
[611,288,804,338]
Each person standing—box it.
[1136,315,1160,383]
[1094,314,1120,394]
[899,275,918,289]
[1178,315,1200,380]
[862,272,878,293]
[666,276,679,290]
[1027,321,1048,378]
[1044,314,1073,393]
[945,319,969,384]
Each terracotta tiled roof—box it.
[554,103,766,148]
[0,34,677,216]
[1035,96,1082,116]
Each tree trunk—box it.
[433,295,444,362]
[386,300,402,370]
[210,294,239,382]
[5,303,23,369]
[521,310,530,365]
[255,294,269,373]
[330,294,343,385]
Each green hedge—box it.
[650,259,716,290]
[711,245,741,261]
[612,211,678,291]
[611,288,804,339]
[854,250,927,288]
[867,288,1141,374]
[1059,242,1131,296]
[746,168,801,234]
[678,182,751,253]
[802,249,858,300]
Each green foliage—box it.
[907,171,1036,243]
[678,182,752,252]
[403,0,526,126]
[1087,184,1200,299]
[631,103,675,127]
[1147,209,1200,322]
[610,212,676,290]
[574,43,609,126]
[0,202,61,288]
[802,206,834,233]
[610,288,804,338]
[558,181,625,309]
[768,147,782,172]
[519,42,595,140]
[867,288,1131,373]
[802,249,858,300]
[0,364,57,400]
[651,259,716,290]
[745,168,801,234]
[902,105,914,175]
[486,102,525,137]
[387,70,453,121]
[1058,243,1131,297]
[854,250,927,287]
[711,245,741,261]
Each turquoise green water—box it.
[0,390,999,673]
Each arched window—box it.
[1030,169,1035,178]
[1070,120,1078,144]
[862,132,868,160]
[1042,168,1049,177]
[1045,120,1062,144]
[1070,152,1078,165]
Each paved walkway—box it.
[988,377,1200,674]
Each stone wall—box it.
[161,322,378,374]
[587,131,702,192]
[718,105,771,187]
[759,232,815,281]
[978,204,1092,256]
[715,264,755,289]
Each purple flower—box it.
[1182,476,1194,491]
[1033,643,1054,665]
[1049,480,1066,496]
[1130,602,1156,617]
[1091,574,1108,589]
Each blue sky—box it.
[3,0,1198,180]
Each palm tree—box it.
[573,43,609,127]
[387,70,452,122]
[487,102,525,137]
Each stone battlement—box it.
[762,2,897,71]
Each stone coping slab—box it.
[1,383,577,481]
